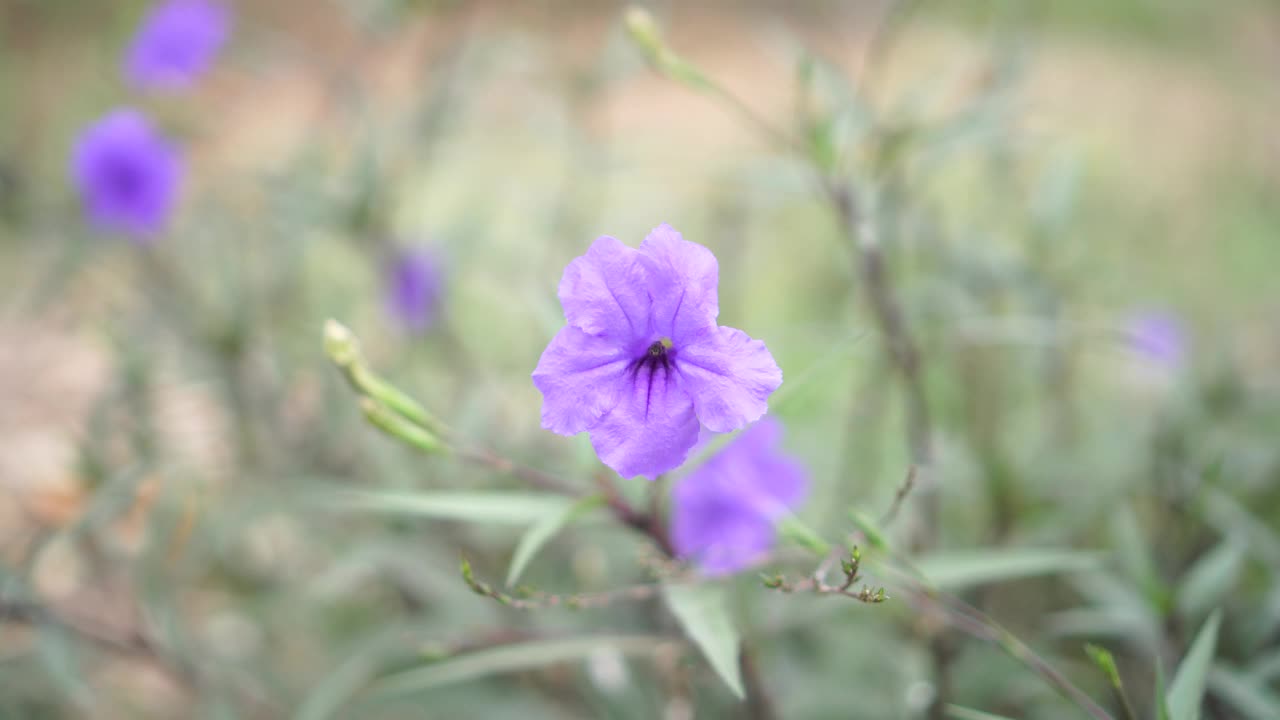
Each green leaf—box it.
[1204,490,1280,566]
[1167,610,1222,720]
[295,626,406,720]
[1112,506,1167,608]
[776,516,831,557]
[1208,665,1280,720]
[1177,539,1246,621]
[36,623,91,708]
[367,635,665,699]
[506,495,605,587]
[847,508,890,551]
[662,584,744,699]
[914,549,1101,590]
[1156,661,1172,720]
[945,705,1018,720]
[333,490,573,525]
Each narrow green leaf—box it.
[1204,490,1280,566]
[945,704,1018,720]
[1167,610,1222,720]
[36,623,91,708]
[1177,540,1246,621]
[1155,661,1171,720]
[1208,665,1280,720]
[295,627,404,720]
[1246,646,1280,683]
[662,584,744,699]
[914,549,1101,590]
[847,508,890,551]
[776,516,831,557]
[333,490,573,525]
[506,495,605,587]
[367,635,665,699]
[1112,506,1167,607]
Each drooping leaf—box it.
[366,635,665,700]
[1177,539,1246,621]
[1208,665,1280,720]
[1167,610,1222,720]
[332,490,573,525]
[915,549,1101,590]
[506,494,605,587]
[662,584,744,699]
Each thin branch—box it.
[917,590,1114,720]
[826,181,933,470]
[0,598,198,691]
[453,445,580,497]
[460,561,665,611]
[880,463,919,527]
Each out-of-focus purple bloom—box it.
[1126,311,1185,367]
[532,224,782,479]
[671,417,809,575]
[71,109,181,240]
[125,0,230,91]
[385,248,444,334]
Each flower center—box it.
[636,337,675,371]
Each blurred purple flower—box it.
[671,417,809,575]
[532,224,782,479]
[385,248,444,334]
[1127,311,1185,367]
[71,109,181,240]
[125,0,230,91]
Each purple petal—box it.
[558,237,652,342]
[71,109,181,240]
[675,326,782,433]
[533,326,631,436]
[588,365,700,479]
[384,248,444,333]
[671,416,809,575]
[720,418,808,511]
[639,224,719,340]
[671,496,776,576]
[125,0,230,91]
[1126,311,1185,367]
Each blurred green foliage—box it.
[1,1,1278,719]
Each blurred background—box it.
[2,0,1279,718]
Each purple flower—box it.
[1126,311,1185,368]
[124,0,230,91]
[532,224,782,479]
[71,109,181,240]
[384,248,444,334]
[672,417,809,575]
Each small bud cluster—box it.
[759,546,888,605]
